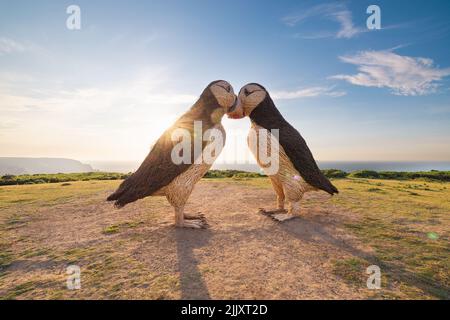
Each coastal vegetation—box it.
[1,169,449,186]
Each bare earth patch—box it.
[0,179,448,299]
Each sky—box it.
[1,0,450,165]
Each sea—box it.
[88,160,450,174]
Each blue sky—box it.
[1,0,450,163]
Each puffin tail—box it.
[106,189,127,208]
[323,178,339,195]
[106,178,141,208]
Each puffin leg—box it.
[174,206,208,229]
[258,177,287,216]
[270,201,301,222]
[270,177,285,210]
[184,212,206,220]
[277,196,285,210]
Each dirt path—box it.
[0,180,383,299]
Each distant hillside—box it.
[0,158,93,175]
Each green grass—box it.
[2,281,36,300]
[102,221,144,235]
[331,178,450,299]
[103,225,120,234]
[333,258,368,284]
[0,243,13,271]
[0,172,131,186]
[0,180,119,209]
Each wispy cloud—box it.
[272,86,346,99]
[0,37,27,55]
[330,50,450,96]
[0,70,199,159]
[333,8,362,39]
[282,3,335,26]
[282,3,364,39]
[0,82,197,122]
[0,68,198,134]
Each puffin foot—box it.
[177,218,209,229]
[184,212,206,221]
[258,208,287,216]
[271,213,296,222]
[258,208,296,222]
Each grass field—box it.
[0,177,448,299]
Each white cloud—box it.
[330,50,450,95]
[333,9,362,39]
[282,3,364,39]
[0,67,196,114]
[0,87,196,114]
[282,3,334,26]
[272,86,346,99]
[0,37,26,55]
[0,70,200,160]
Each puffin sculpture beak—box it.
[227,97,244,119]
[227,97,237,112]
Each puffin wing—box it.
[107,126,193,208]
[278,124,338,195]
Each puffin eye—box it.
[226,86,231,92]
[244,88,251,96]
